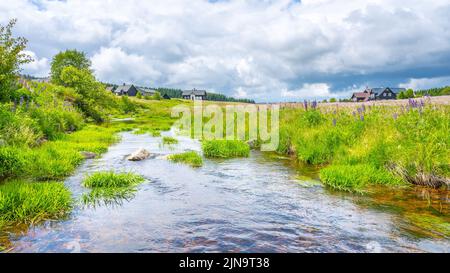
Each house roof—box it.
[387,88,406,94]
[368,87,406,95]
[352,92,370,98]
[114,84,134,93]
[352,92,370,101]
[182,89,207,96]
[138,87,156,95]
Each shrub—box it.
[168,151,203,167]
[202,140,250,158]
[0,180,72,226]
[152,92,162,100]
[121,96,136,113]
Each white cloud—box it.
[281,83,332,99]
[1,0,450,101]
[399,76,450,90]
[21,50,49,77]
[91,47,161,84]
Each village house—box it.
[182,89,207,100]
[137,87,157,97]
[112,84,139,96]
[351,87,406,102]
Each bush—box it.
[121,96,136,113]
[202,140,250,158]
[152,92,162,100]
[168,151,203,167]
[0,180,72,226]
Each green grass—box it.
[279,104,450,191]
[81,171,146,207]
[168,151,203,167]
[202,140,250,158]
[162,136,179,145]
[0,180,72,228]
[82,171,145,188]
[319,164,404,193]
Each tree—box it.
[0,19,32,101]
[329,98,337,103]
[405,89,415,98]
[398,91,406,99]
[51,49,91,85]
[59,66,115,123]
[136,92,142,99]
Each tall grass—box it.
[279,102,450,192]
[202,140,250,158]
[83,171,145,188]
[168,151,203,167]
[0,180,72,227]
[81,171,145,207]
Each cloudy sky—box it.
[1,0,450,102]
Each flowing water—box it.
[2,130,449,252]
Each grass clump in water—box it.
[0,180,72,227]
[162,136,179,145]
[202,140,250,158]
[83,171,144,188]
[81,171,145,207]
[319,164,404,193]
[168,151,203,167]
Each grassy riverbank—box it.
[0,77,186,229]
[278,101,450,192]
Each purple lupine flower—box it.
[352,111,356,117]
[332,118,337,127]
[360,114,364,121]
[393,113,398,120]
[19,96,24,106]
[304,100,308,111]
[362,104,366,112]
[420,100,425,107]
[311,100,318,109]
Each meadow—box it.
[277,99,450,192]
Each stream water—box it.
[3,130,450,252]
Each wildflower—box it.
[332,118,337,126]
[393,113,398,120]
[360,114,364,121]
[304,100,308,111]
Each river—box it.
[4,130,449,252]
